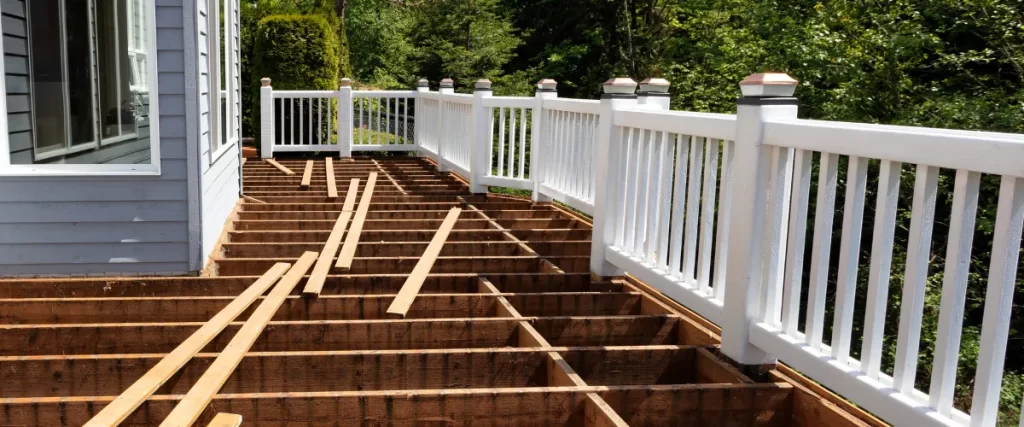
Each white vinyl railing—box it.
[257,74,1024,426]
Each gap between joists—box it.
[476,276,629,426]
[373,158,406,195]
[459,196,566,274]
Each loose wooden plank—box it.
[81,263,291,427]
[386,208,462,317]
[303,180,361,295]
[242,195,266,204]
[264,158,295,175]
[300,160,314,189]
[158,252,318,427]
[326,157,337,198]
[207,413,243,427]
[335,172,378,269]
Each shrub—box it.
[252,14,339,146]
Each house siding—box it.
[0,0,194,276]
[198,0,241,261]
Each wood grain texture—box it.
[304,182,360,295]
[81,263,291,427]
[326,158,337,198]
[264,158,295,175]
[300,160,314,189]
[206,413,243,427]
[386,208,462,317]
[159,252,317,427]
[336,172,378,269]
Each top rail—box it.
[544,98,601,115]
[353,90,417,98]
[615,109,737,141]
[272,90,336,98]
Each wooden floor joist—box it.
[159,252,317,427]
[303,179,360,295]
[326,157,337,198]
[335,172,377,269]
[387,207,462,317]
[300,160,314,189]
[1,157,872,427]
[264,158,295,175]
[81,263,291,427]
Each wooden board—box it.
[242,195,266,204]
[264,158,295,175]
[335,172,378,269]
[300,160,314,189]
[81,263,291,427]
[158,252,318,427]
[303,181,361,295]
[386,208,462,317]
[207,413,243,427]
[326,158,337,198]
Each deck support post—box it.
[719,72,799,366]
[436,78,455,172]
[470,80,493,193]
[531,79,557,202]
[337,78,353,157]
[259,78,274,158]
[415,79,429,159]
[589,77,637,278]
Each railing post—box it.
[470,79,493,194]
[637,78,671,110]
[590,77,638,277]
[531,79,557,202]
[259,77,274,158]
[415,79,429,157]
[436,78,455,172]
[337,78,353,157]
[719,72,799,366]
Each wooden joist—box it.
[326,157,337,198]
[300,160,314,189]
[386,208,462,317]
[158,252,318,427]
[81,263,291,427]
[303,179,361,295]
[264,158,295,175]
[335,172,378,269]
[207,413,243,427]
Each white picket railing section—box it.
[257,75,1024,427]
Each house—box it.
[0,0,242,276]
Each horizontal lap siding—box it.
[199,0,240,261]
[0,0,192,276]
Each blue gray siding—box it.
[0,0,195,276]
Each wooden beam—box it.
[303,181,360,295]
[81,263,291,427]
[207,413,243,427]
[158,252,317,427]
[300,160,314,189]
[585,393,630,427]
[326,157,337,198]
[386,208,462,317]
[335,172,378,269]
[264,158,295,175]
[242,195,266,204]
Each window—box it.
[210,0,240,160]
[1,0,159,173]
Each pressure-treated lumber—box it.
[264,158,294,175]
[336,172,378,269]
[300,160,314,189]
[303,179,360,295]
[81,263,291,427]
[326,157,337,197]
[207,413,243,427]
[158,252,317,427]
[386,207,462,317]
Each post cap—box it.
[639,77,670,94]
[417,79,429,88]
[261,77,271,87]
[739,73,798,97]
[474,79,492,90]
[602,77,637,95]
[440,78,455,88]
[536,79,557,91]
[339,78,352,88]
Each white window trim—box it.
[0,0,161,176]
[208,0,240,164]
